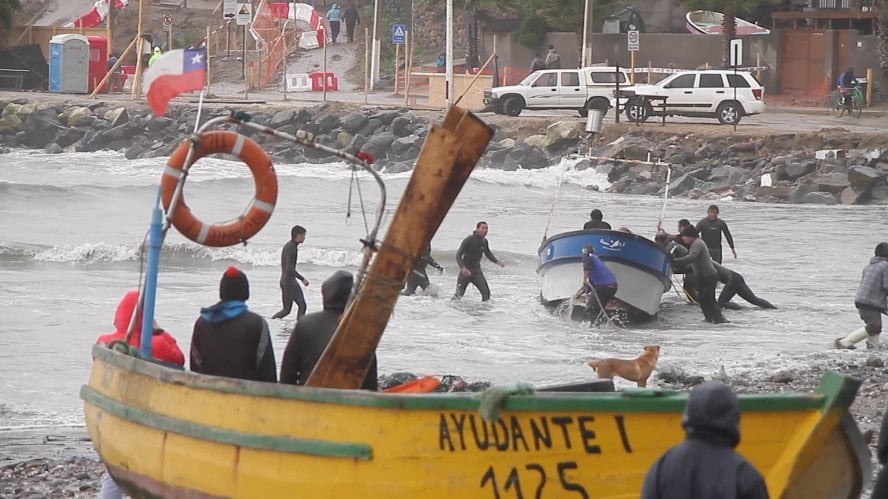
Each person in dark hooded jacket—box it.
[190,267,277,382]
[280,270,378,390]
[641,382,769,499]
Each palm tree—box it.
[682,0,769,67]
[463,0,517,69]
[518,0,618,67]
[0,0,22,46]
[878,0,888,73]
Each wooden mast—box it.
[305,106,493,389]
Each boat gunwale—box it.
[89,346,844,414]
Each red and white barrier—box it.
[67,0,129,29]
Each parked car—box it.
[483,66,630,117]
[620,70,765,125]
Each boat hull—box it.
[83,347,868,498]
[538,230,672,317]
[686,10,771,36]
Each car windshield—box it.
[518,73,539,86]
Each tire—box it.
[579,98,609,118]
[853,91,863,118]
[825,91,841,114]
[502,97,523,117]
[832,98,847,118]
[716,101,742,125]
[625,98,650,123]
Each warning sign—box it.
[627,31,639,51]
[236,1,252,25]
[392,24,406,45]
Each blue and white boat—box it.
[537,229,672,319]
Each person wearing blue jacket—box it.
[326,4,342,43]
[190,267,277,382]
[578,245,618,321]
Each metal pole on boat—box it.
[140,189,163,359]
[657,163,671,232]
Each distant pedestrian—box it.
[835,242,888,350]
[106,53,121,92]
[436,53,446,73]
[674,225,727,323]
[326,4,342,43]
[530,53,546,72]
[641,382,769,499]
[695,204,736,264]
[147,46,162,67]
[545,44,561,69]
[272,225,309,320]
[190,267,277,382]
[583,208,612,230]
[453,221,505,302]
[344,3,360,43]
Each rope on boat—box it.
[479,383,535,422]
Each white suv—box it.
[620,70,765,125]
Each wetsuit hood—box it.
[871,256,888,265]
[113,290,143,336]
[681,382,741,448]
[322,270,353,311]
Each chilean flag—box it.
[143,48,207,116]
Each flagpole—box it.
[131,0,145,100]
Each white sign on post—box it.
[223,0,237,21]
[627,30,639,52]
[162,14,172,32]
[236,1,253,26]
[730,39,743,67]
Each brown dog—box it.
[586,345,660,387]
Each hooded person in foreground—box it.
[641,382,769,499]
[95,290,185,366]
[280,270,378,390]
[190,267,277,382]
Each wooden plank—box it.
[305,106,493,389]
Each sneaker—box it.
[834,338,856,350]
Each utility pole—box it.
[446,0,453,107]
[370,0,380,90]
[581,0,594,67]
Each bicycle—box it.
[831,86,863,118]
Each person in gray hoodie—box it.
[641,382,769,499]
[280,270,378,390]
[835,242,888,349]
[674,225,726,323]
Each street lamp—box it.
[581,0,593,67]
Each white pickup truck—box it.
[483,66,630,117]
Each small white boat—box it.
[686,10,770,36]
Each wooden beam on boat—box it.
[305,106,493,389]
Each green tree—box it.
[516,0,619,66]
[682,0,771,67]
[0,0,22,45]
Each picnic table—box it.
[0,69,28,90]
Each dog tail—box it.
[586,359,599,371]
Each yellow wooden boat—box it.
[84,349,868,498]
[82,106,869,498]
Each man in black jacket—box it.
[696,204,736,264]
[402,242,444,296]
[272,225,310,319]
[190,267,277,382]
[583,209,612,230]
[453,221,505,302]
[642,382,769,499]
[343,3,360,43]
[280,270,378,390]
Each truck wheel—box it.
[716,101,742,125]
[580,98,609,117]
[625,99,650,123]
[502,97,523,117]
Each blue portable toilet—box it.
[49,34,89,93]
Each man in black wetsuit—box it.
[695,205,736,264]
[272,225,310,319]
[453,221,505,301]
[402,242,444,296]
[714,262,776,310]
[583,209,612,230]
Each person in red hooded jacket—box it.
[95,290,185,366]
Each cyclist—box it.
[838,67,859,109]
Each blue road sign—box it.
[392,24,406,44]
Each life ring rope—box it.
[161,130,278,248]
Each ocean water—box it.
[0,147,884,446]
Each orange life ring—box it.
[162,131,278,247]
